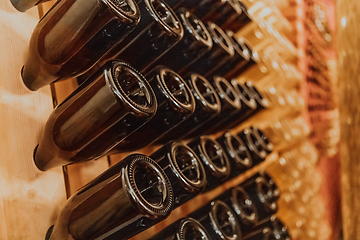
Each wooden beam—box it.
[337,0,360,239]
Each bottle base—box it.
[45,225,54,240]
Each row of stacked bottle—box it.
[44,128,279,239]
[9,0,324,239]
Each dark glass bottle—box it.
[212,33,250,79]
[190,200,242,240]
[216,132,252,178]
[164,0,202,9]
[148,217,211,240]
[197,0,245,31]
[231,42,259,78]
[248,215,291,240]
[237,128,267,166]
[217,187,259,233]
[250,126,274,154]
[150,141,207,207]
[240,172,279,221]
[245,82,270,112]
[191,0,219,19]
[221,0,252,32]
[10,0,50,12]
[243,228,276,240]
[103,0,184,73]
[185,22,234,78]
[22,0,140,91]
[156,73,221,143]
[224,81,257,130]
[209,82,262,133]
[112,66,195,152]
[188,136,231,191]
[188,76,240,138]
[34,60,157,171]
[45,154,174,240]
[150,8,213,75]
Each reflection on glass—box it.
[34,61,157,171]
[22,0,140,91]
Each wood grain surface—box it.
[0,1,67,239]
[337,0,360,239]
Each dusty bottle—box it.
[34,60,157,171]
[247,215,291,239]
[224,81,258,129]
[186,76,240,138]
[22,0,140,91]
[150,8,213,75]
[184,22,234,78]
[150,141,207,207]
[112,66,195,152]
[45,154,174,240]
[103,0,183,73]
[148,217,211,240]
[188,136,231,191]
[216,132,252,178]
[240,172,279,221]
[156,73,221,143]
[237,128,267,166]
[10,0,50,12]
[190,200,242,240]
[217,186,259,233]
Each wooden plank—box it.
[0,0,67,239]
[337,0,360,239]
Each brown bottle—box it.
[211,32,251,79]
[216,132,252,178]
[250,126,274,154]
[217,187,259,233]
[150,141,207,207]
[188,136,231,191]
[197,0,244,30]
[190,200,242,240]
[240,172,279,221]
[148,217,211,240]
[203,76,242,135]
[34,60,157,171]
[237,128,267,166]
[224,80,257,130]
[10,0,50,12]
[243,228,276,240]
[22,0,140,91]
[184,22,235,78]
[45,154,174,240]
[155,73,221,143]
[104,0,183,73]
[185,76,240,138]
[221,0,252,32]
[150,8,213,75]
[112,66,195,152]
[246,215,291,239]
[244,82,270,112]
